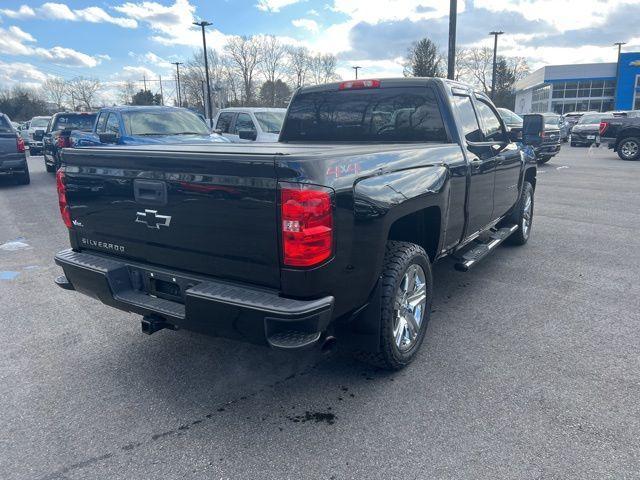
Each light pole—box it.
[614,41,626,105]
[447,0,457,80]
[352,66,362,79]
[489,31,504,100]
[172,62,183,107]
[193,20,214,128]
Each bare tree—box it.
[42,78,68,110]
[258,35,287,106]
[225,36,261,104]
[68,77,101,109]
[287,46,310,89]
[458,47,494,92]
[308,53,338,85]
[118,81,136,105]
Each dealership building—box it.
[514,52,640,114]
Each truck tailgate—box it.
[62,147,281,288]
[0,132,17,156]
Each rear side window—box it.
[475,100,504,140]
[53,114,97,132]
[105,114,120,134]
[453,95,483,142]
[216,112,235,133]
[96,113,108,133]
[0,115,13,133]
[281,86,448,142]
[235,113,256,133]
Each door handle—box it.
[134,179,167,206]
[470,158,482,169]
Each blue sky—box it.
[0,0,638,102]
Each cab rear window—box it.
[53,114,97,131]
[281,86,448,142]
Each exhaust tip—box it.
[321,336,337,355]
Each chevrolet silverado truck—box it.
[600,114,640,161]
[53,78,539,370]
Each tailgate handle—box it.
[134,179,167,206]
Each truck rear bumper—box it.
[0,155,27,173]
[54,249,334,350]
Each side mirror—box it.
[33,129,45,141]
[522,114,544,146]
[238,129,257,141]
[98,132,119,144]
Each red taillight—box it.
[599,121,609,136]
[339,79,380,90]
[16,136,25,153]
[57,136,70,148]
[56,170,72,228]
[280,184,333,267]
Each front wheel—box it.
[537,156,551,164]
[506,181,534,246]
[357,241,433,370]
[617,137,640,161]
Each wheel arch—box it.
[387,206,442,262]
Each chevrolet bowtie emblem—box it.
[135,209,171,229]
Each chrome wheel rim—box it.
[522,190,533,238]
[621,140,639,159]
[393,264,427,352]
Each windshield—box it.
[498,108,522,124]
[254,111,285,134]
[122,109,210,136]
[543,115,560,127]
[53,114,96,132]
[31,117,50,128]
[281,86,448,142]
[578,114,607,124]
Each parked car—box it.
[214,107,286,142]
[600,114,640,161]
[16,122,30,145]
[53,77,538,370]
[497,108,522,128]
[564,111,590,133]
[570,112,613,147]
[0,113,29,184]
[43,112,97,172]
[27,116,51,155]
[532,113,562,163]
[543,113,569,142]
[70,106,229,147]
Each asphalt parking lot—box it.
[1,145,639,479]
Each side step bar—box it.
[454,224,518,272]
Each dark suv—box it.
[0,113,29,184]
[571,112,612,147]
[43,112,96,172]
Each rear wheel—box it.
[617,137,640,161]
[356,241,432,370]
[506,181,534,246]
[537,156,551,164]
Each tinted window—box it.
[216,112,235,133]
[53,114,97,132]
[475,100,504,140]
[281,87,448,142]
[0,115,13,133]
[235,113,256,133]
[30,117,49,129]
[543,115,560,127]
[96,113,108,133]
[578,114,607,124]
[122,110,209,136]
[105,114,120,134]
[453,95,483,142]
[254,111,285,133]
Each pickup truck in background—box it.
[0,113,29,185]
[43,111,97,172]
[54,78,540,370]
[213,107,286,143]
[27,116,51,155]
[600,114,640,161]
[70,106,230,148]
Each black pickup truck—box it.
[600,113,640,161]
[54,78,540,370]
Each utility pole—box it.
[159,75,164,105]
[447,0,457,80]
[489,31,504,100]
[614,41,626,106]
[193,20,214,128]
[201,81,207,117]
[142,74,147,91]
[352,66,361,79]
[172,62,183,107]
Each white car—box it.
[27,116,51,154]
[213,108,286,143]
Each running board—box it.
[454,224,519,272]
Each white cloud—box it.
[336,58,405,80]
[292,18,320,34]
[329,0,460,25]
[1,2,137,28]
[256,0,302,12]
[0,60,50,89]
[0,25,103,68]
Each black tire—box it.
[570,141,577,147]
[537,156,551,164]
[355,241,433,370]
[617,137,640,161]
[506,181,534,246]
[16,168,30,185]
[45,162,55,173]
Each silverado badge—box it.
[135,209,172,229]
